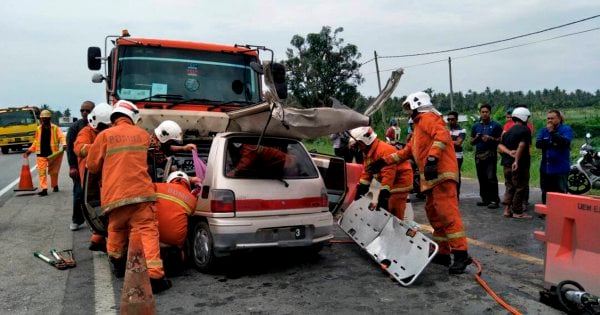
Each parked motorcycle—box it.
[567,133,600,194]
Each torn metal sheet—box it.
[228,104,370,139]
[338,196,438,286]
[139,108,230,137]
[363,68,404,117]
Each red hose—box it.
[473,258,523,315]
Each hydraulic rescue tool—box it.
[33,249,76,270]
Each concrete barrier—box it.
[534,192,600,296]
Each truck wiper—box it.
[136,94,184,101]
[218,100,256,106]
[168,98,221,109]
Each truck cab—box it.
[0,106,40,154]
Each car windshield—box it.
[0,110,37,127]
[225,137,319,180]
[116,46,261,106]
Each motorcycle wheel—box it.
[567,169,591,195]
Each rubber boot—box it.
[431,253,451,267]
[110,257,126,278]
[150,277,172,294]
[449,250,472,274]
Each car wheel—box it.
[190,221,217,272]
[1,147,8,154]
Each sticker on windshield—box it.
[184,78,200,92]
[151,83,168,96]
[186,64,199,77]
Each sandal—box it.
[512,213,532,219]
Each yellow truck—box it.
[0,106,40,154]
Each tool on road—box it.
[33,251,67,270]
[51,249,76,268]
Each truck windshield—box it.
[0,110,37,127]
[225,137,319,180]
[116,46,261,106]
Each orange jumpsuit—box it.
[383,112,467,255]
[359,138,412,219]
[28,124,66,190]
[155,182,197,247]
[74,125,106,247]
[86,117,163,279]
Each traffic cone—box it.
[120,234,155,315]
[14,157,37,191]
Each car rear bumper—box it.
[208,211,333,254]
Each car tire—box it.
[190,220,217,272]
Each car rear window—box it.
[225,137,319,180]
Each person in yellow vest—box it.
[24,109,66,196]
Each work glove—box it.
[367,159,387,174]
[377,189,391,211]
[424,156,438,181]
[355,183,370,201]
[69,167,79,180]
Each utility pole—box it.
[374,51,382,92]
[448,56,454,111]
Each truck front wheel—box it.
[190,221,217,272]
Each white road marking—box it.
[93,252,117,314]
[0,165,37,198]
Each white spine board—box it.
[338,196,438,286]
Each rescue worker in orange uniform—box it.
[148,120,196,181]
[24,109,66,196]
[368,91,472,274]
[74,103,113,252]
[86,100,171,293]
[155,171,198,274]
[349,126,413,220]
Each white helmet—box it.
[154,120,183,143]
[111,100,140,124]
[402,91,432,111]
[166,171,190,188]
[512,107,531,122]
[88,103,113,130]
[349,126,377,146]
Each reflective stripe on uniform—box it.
[432,140,446,150]
[446,231,466,240]
[106,145,148,157]
[156,193,193,215]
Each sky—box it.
[0,0,598,118]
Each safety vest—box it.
[29,124,66,154]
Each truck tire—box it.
[1,147,8,154]
[190,221,217,272]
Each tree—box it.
[64,108,71,118]
[284,26,364,108]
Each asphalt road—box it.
[0,157,567,314]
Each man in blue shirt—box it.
[536,110,573,204]
[470,104,503,209]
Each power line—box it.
[366,25,600,75]
[378,14,600,59]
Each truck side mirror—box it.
[87,47,102,70]
[271,63,288,100]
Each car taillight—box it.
[320,188,328,207]
[210,189,235,213]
